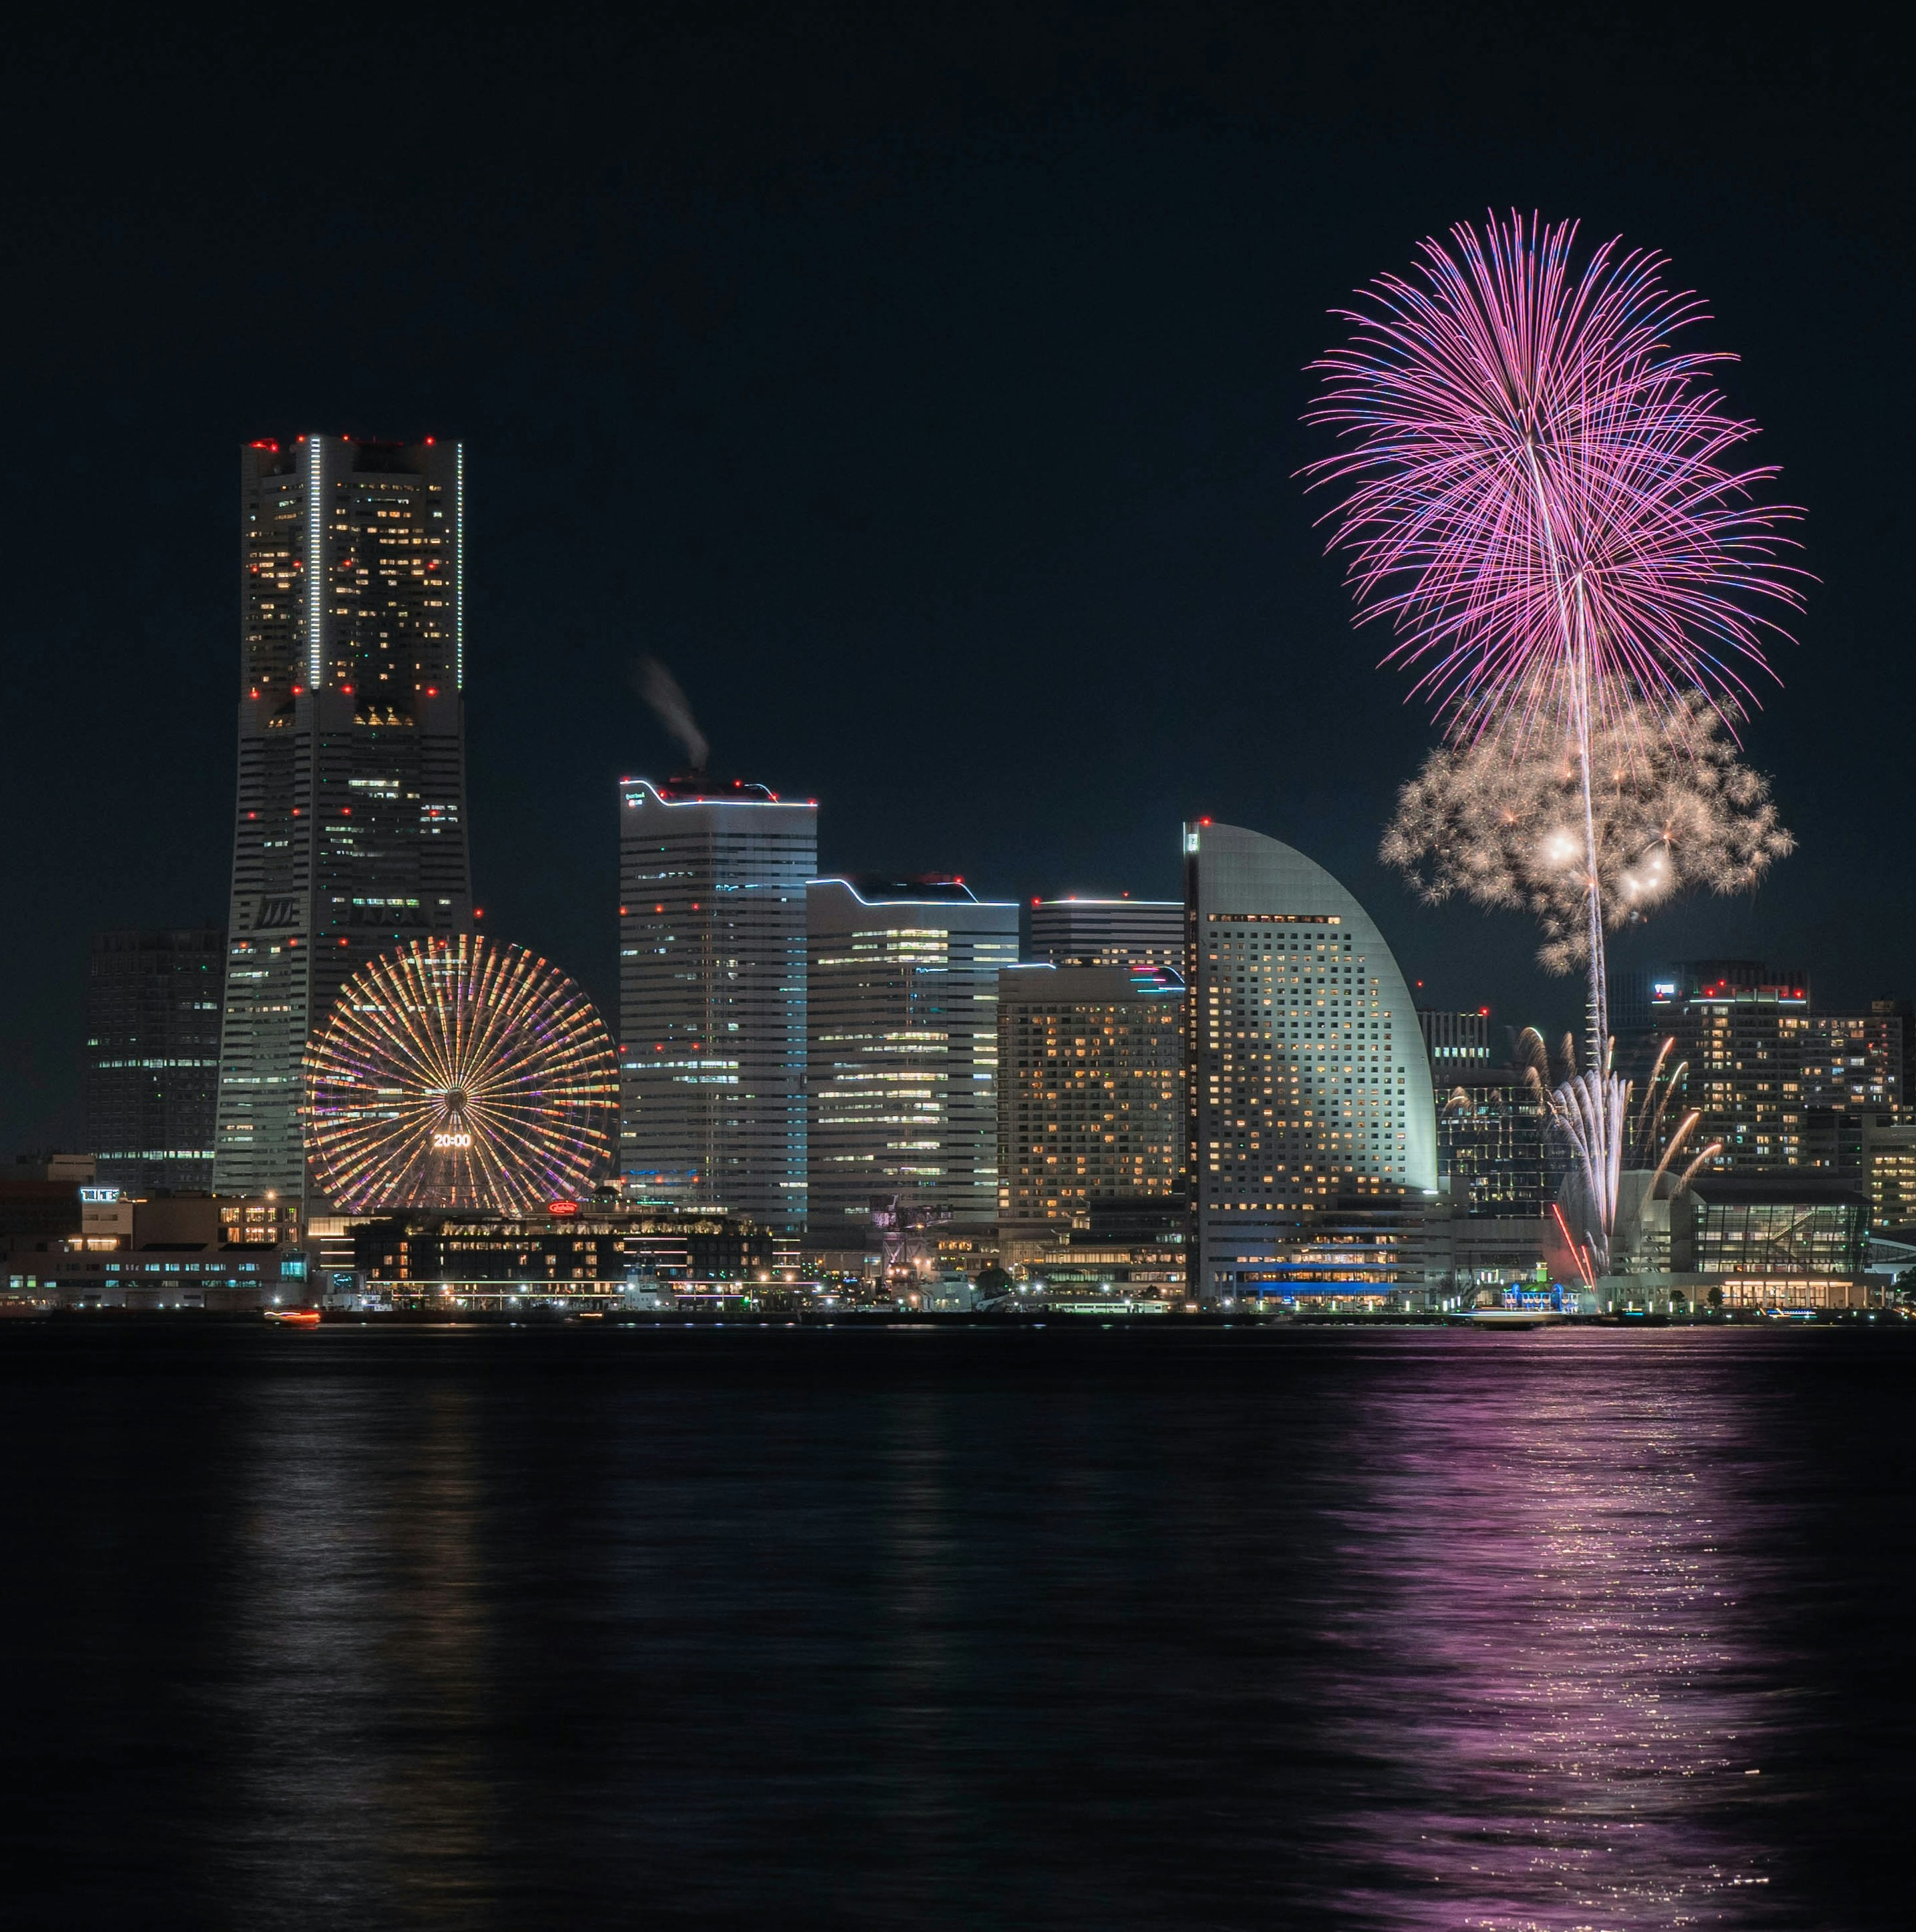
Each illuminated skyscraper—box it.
[213,437,472,1200]
[1027,897,1184,972]
[807,877,1019,1231]
[619,777,815,1228]
[996,963,1184,1227]
[1184,821,1437,1300]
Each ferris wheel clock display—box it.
[304,935,618,1213]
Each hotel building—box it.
[1184,821,1436,1301]
[618,777,815,1229]
[213,436,472,1200]
[996,963,1184,1227]
[807,877,1019,1232]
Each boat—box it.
[264,1308,322,1327]
[1460,1307,1565,1329]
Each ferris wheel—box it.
[304,935,618,1213]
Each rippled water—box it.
[2,1323,1910,1929]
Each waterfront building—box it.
[3,1188,305,1310]
[1183,820,1437,1302]
[352,1202,787,1308]
[1418,1007,1491,1070]
[214,436,473,1202]
[996,963,1184,1227]
[1026,897,1184,972]
[618,776,815,1229]
[807,876,1019,1232]
[1669,1173,1869,1309]
[86,927,225,1194]
[1435,1069,1550,1218]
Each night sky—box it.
[2,5,1909,1155]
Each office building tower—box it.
[807,876,1019,1231]
[619,776,815,1228]
[1434,1070,1549,1218]
[1418,1008,1491,1070]
[1184,821,1437,1301]
[1027,897,1184,972]
[996,963,1185,1226]
[213,436,473,1200]
[86,928,225,1193]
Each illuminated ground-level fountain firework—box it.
[304,936,619,1213]
[1307,213,1803,1269]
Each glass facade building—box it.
[214,436,472,1201]
[618,777,815,1229]
[1184,821,1437,1301]
[995,963,1185,1226]
[807,877,1019,1232]
[86,927,225,1194]
[1435,1071,1549,1218]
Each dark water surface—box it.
[2,1322,1911,1930]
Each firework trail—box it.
[1383,693,1793,972]
[1306,213,1803,1267]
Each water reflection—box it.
[1320,1333,1793,1929]
[226,1378,498,1925]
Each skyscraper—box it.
[86,928,226,1194]
[807,877,1019,1232]
[619,776,815,1228]
[996,962,1184,1226]
[213,437,472,1200]
[1027,897,1184,971]
[1184,821,1437,1301]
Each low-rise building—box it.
[4,1186,306,1309]
[350,1203,794,1310]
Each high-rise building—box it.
[618,776,815,1228]
[1184,821,1437,1301]
[1660,961,1811,1170]
[213,437,473,1200]
[995,963,1185,1227]
[807,877,1019,1232]
[1027,897,1184,972]
[1418,1008,1491,1070]
[86,928,225,1193]
[1802,1005,1908,1114]
[1434,1070,1549,1218]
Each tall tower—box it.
[1184,821,1436,1301]
[806,877,1020,1232]
[213,436,473,1200]
[618,776,816,1229]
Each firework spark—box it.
[1382,693,1793,972]
[1306,214,1805,1271]
[1303,212,1804,744]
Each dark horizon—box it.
[4,5,1910,1156]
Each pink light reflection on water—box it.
[1311,1331,1794,1930]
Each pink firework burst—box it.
[1303,212,1805,741]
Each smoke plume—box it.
[635,656,708,770]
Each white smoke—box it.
[635,656,709,770]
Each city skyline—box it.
[4,16,1911,1167]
